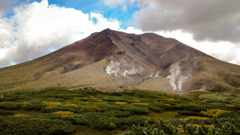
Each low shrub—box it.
[126,117,240,135]
[42,102,62,106]
[148,105,163,113]
[0,110,14,115]
[45,105,57,109]
[165,99,175,101]
[183,116,209,121]
[0,117,76,135]
[115,102,128,105]
[178,110,203,116]
[21,103,44,110]
[80,106,101,112]
[131,103,149,106]
[0,102,20,110]
[53,111,74,115]
[63,104,78,107]
[226,104,236,107]
[13,114,29,117]
[52,114,82,125]
[41,106,58,113]
[78,112,150,130]
[121,105,150,114]
[96,104,122,112]
[201,109,231,117]
[103,110,131,117]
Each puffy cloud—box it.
[133,0,240,43]
[0,0,120,67]
[0,0,19,13]
[106,0,240,43]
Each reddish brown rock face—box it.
[0,29,240,93]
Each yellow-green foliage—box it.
[80,106,101,112]
[115,98,123,101]
[32,99,40,101]
[43,102,62,106]
[53,111,74,115]
[90,98,98,100]
[48,98,64,101]
[131,103,149,106]
[134,100,140,102]
[165,99,175,101]
[201,109,231,117]
[183,116,209,121]
[95,102,106,105]
[63,104,78,107]
[178,124,214,132]
[0,101,15,104]
[210,103,223,106]
[115,102,127,105]
[109,122,116,129]
[73,97,79,100]
[17,102,31,105]
[85,102,90,104]
[13,114,29,117]
[188,103,199,106]
[226,104,236,107]
[45,106,57,109]
[89,96,98,100]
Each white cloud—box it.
[0,0,120,67]
[112,0,240,43]
[0,0,19,12]
[133,0,240,43]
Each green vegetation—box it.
[0,87,240,134]
[219,73,240,87]
[125,117,240,135]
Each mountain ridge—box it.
[0,28,240,93]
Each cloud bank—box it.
[133,0,240,43]
[0,0,19,13]
[0,0,120,67]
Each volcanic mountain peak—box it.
[1,29,240,93]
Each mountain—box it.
[1,28,240,93]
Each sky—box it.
[0,0,240,68]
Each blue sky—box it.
[25,0,139,29]
[0,0,240,68]
[3,0,138,29]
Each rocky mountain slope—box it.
[1,29,240,93]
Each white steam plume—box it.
[106,60,144,77]
[145,70,161,78]
[106,60,120,77]
[167,63,190,91]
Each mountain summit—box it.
[1,29,240,93]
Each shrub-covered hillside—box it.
[0,87,240,135]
